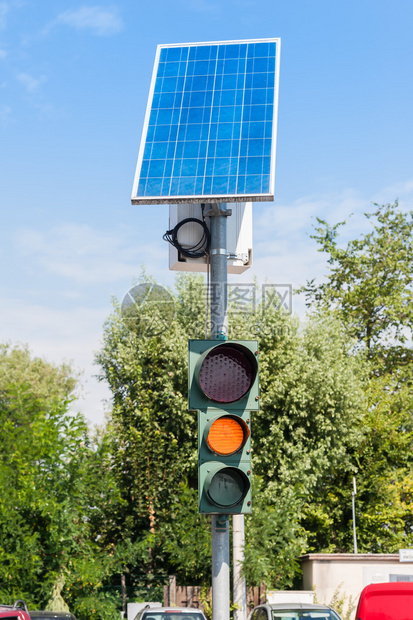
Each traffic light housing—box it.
[188,340,259,514]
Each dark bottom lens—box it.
[207,468,249,507]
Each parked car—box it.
[355,582,413,620]
[0,604,76,620]
[29,613,76,620]
[249,603,343,620]
[0,601,32,620]
[133,606,207,620]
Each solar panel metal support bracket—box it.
[204,204,232,218]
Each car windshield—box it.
[30,615,74,620]
[271,611,340,620]
[143,614,204,620]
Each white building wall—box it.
[300,554,413,617]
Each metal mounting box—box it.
[168,203,252,273]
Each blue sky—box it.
[1,0,413,426]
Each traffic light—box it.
[188,340,259,514]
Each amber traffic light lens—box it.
[206,416,249,455]
[198,345,256,403]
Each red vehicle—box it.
[0,601,32,620]
[355,583,413,620]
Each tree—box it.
[0,344,124,620]
[300,372,413,554]
[298,201,413,552]
[301,202,413,374]
[235,309,369,573]
[96,275,370,590]
[250,313,366,495]
[157,481,211,585]
[243,479,306,589]
[95,276,203,594]
[0,342,77,403]
[0,344,81,604]
[350,374,413,552]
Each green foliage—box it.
[298,201,413,553]
[253,314,367,494]
[5,217,410,609]
[199,587,212,620]
[95,275,204,590]
[0,345,126,619]
[0,343,77,403]
[96,273,372,588]
[301,201,413,372]
[325,584,357,620]
[71,590,119,620]
[46,574,70,612]
[4,237,412,607]
[158,481,211,584]
[0,345,86,604]
[352,374,413,552]
[244,479,305,589]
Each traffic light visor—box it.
[197,343,257,403]
[206,415,249,455]
[206,466,250,508]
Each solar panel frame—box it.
[131,38,281,205]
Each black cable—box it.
[163,217,211,258]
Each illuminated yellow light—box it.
[207,416,248,455]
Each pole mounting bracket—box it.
[203,203,232,217]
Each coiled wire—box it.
[163,217,211,258]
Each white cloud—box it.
[236,184,413,317]
[3,221,170,425]
[16,72,46,93]
[15,223,165,286]
[0,295,112,426]
[55,6,123,36]
[371,180,413,206]
[5,184,413,426]
[255,189,368,239]
[0,48,7,58]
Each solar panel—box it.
[131,38,281,205]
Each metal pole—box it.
[212,514,230,620]
[352,476,358,554]
[209,204,229,339]
[208,203,230,620]
[121,573,127,618]
[233,514,247,620]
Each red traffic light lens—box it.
[207,415,249,455]
[198,344,257,403]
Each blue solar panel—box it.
[131,39,280,205]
